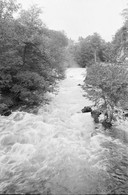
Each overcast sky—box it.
[17,0,128,42]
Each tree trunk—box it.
[94,50,97,63]
[23,44,27,66]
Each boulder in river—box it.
[81,106,92,113]
[0,103,12,116]
[102,120,112,129]
[91,110,102,123]
[2,109,12,116]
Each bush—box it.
[85,63,128,124]
[85,63,128,107]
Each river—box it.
[0,68,128,194]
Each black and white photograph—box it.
[0,0,128,194]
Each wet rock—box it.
[81,106,92,113]
[0,103,8,113]
[0,103,12,116]
[91,110,101,117]
[94,117,99,123]
[2,110,12,116]
[91,110,101,123]
[102,120,112,129]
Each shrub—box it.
[85,63,128,107]
[85,63,128,123]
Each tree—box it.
[0,2,68,115]
[85,63,128,124]
[110,26,128,62]
[100,42,115,63]
[43,30,68,76]
[0,0,20,20]
[109,5,128,62]
[89,33,104,63]
[18,5,45,36]
[74,33,107,67]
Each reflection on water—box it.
[0,68,128,194]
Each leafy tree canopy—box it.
[85,63,128,109]
[0,0,68,115]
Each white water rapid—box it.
[1,68,128,194]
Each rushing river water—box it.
[0,68,128,194]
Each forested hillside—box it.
[0,0,68,115]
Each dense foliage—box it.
[77,4,128,126]
[73,33,109,67]
[73,7,128,68]
[85,63,128,108]
[85,63,128,125]
[0,0,68,115]
[84,4,128,106]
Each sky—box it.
[17,0,128,42]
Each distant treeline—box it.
[0,0,68,115]
[69,6,128,67]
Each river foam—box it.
[1,68,127,194]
